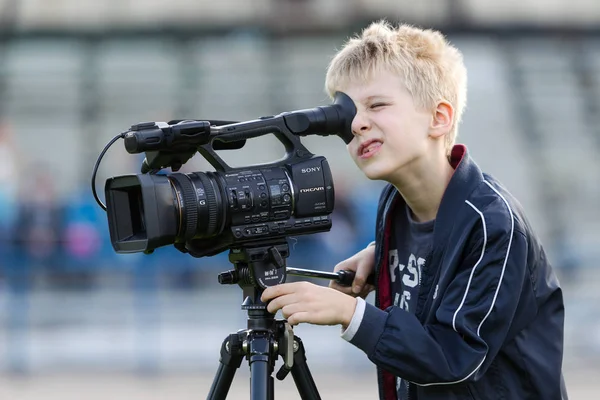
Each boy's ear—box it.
[429,100,454,139]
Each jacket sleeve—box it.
[348,207,530,386]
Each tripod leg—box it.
[207,334,244,400]
[290,336,321,400]
[248,331,275,400]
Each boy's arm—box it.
[344,212,530,386]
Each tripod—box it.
[207,241,355,400]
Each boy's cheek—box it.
[346,143,357,158]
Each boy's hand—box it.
[329,245,376,298]
[261,282,357,329]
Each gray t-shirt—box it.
[388,203,434,398]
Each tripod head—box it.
[217,240,290,331]
[217,239,366,316]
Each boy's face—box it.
[341,69,435,183]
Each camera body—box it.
[102,92,356,258]
[105,154,334,258]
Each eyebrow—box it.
[362,95,392,103]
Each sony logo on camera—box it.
[299,186,325,193]
[301,167,321,174]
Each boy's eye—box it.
[370,103,387,109]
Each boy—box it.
[261,20,568,399]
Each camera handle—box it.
[286,267,375,287]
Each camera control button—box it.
[273,211,289,219]
[230,191,238,207]
[252,225,268,235]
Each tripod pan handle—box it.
[336,270,375,287]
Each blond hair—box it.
[325,20,467,153]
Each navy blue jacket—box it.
[349,145,568,399]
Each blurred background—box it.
[0,0,599,399]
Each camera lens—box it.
[168,172,226,241]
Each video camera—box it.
[91,93,367,399]
[92,92,357,260]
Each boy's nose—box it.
[351,112,371,136]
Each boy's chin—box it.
[360,165,391,181]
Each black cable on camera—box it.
[91,132,128,211]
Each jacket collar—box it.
[433,144,484,245]
[383,144,484,246]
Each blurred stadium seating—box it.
[0,1,599,398]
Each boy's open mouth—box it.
[358,139,383,158]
